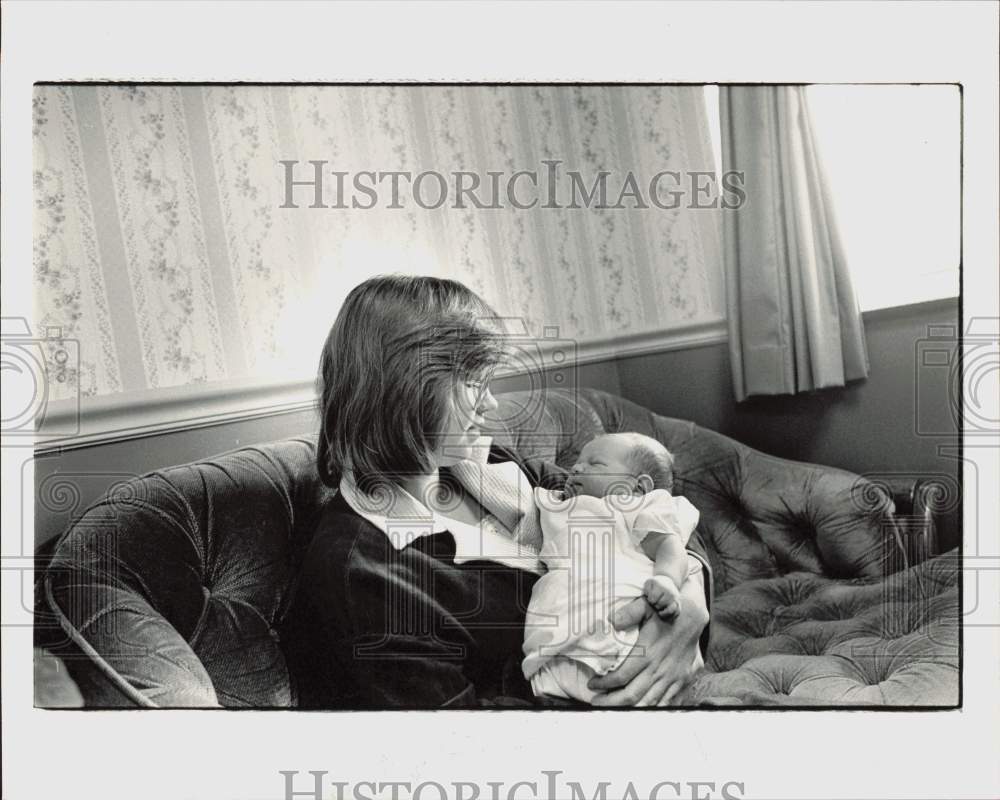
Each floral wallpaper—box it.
[33,84,724,401]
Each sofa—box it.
[38,388,960,707]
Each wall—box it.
[33,84,722,404]
[33,299,960,552]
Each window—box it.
[704,84,961,311]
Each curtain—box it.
[720,85,869,401]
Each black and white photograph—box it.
[3,2,998,800]
[27,79,965,710]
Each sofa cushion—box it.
[684,549,959,705]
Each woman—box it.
[282,275,710,708]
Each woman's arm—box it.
[488,441,570,490]
[340,548,480,707]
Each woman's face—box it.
[433,375,499,467]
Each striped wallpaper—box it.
[32,84,724,401]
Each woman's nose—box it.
[476,385,499,414]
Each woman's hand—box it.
[587,569,709,707]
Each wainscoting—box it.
[33,300,960,551]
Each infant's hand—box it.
[643,575,681,620]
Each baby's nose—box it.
[571,463,583,474]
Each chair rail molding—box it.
[33,377,320,455]
[32,316,729,454]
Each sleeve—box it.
[339,545,480,707]
[685,547,714,658]
[326,533,531,708]
[632,493,701,547]
[296,517,507,708]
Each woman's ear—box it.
[636,473,655,495]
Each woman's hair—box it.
[615,432,676,492]
[316,274,506,488]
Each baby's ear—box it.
[636,473,655,495]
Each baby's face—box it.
[564,436,638,498]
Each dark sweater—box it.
[282,447,711,708]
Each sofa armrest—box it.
[44,573,221,708]
[44,528,222,709]
[871,476,943,568]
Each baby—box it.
[522,432,704,703]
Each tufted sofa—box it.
[39,388,959,707]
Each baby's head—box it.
[564,432,675,499]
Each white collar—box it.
[338,456,543,574]
[338,470,449,548]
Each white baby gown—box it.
[522,487,703,702]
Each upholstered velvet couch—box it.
[38,388,960,707]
